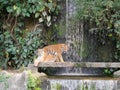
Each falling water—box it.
[40,77,120,90]
[80,21,84,62]
[66,0,83,61]
[64,0,103,75]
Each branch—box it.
[5,14,19,45]
[33,24,41,31]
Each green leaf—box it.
[6,7,13,13]
[39,18,43,23]
[35,13,40,18]
[45,3,53,10]
[13,5,17,10]
[24,49,28,53]
[48,0,52,3]
[39,6,45,12]
[47,22,51,27]
[47,16,51,22]
[26,13,30,17]
[16,7,21,15]
[42,11,47,17]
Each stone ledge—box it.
[33,62,120,68]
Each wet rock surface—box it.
[114,70,120,77]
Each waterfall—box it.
[40,77,119,90]
[66,0,82,61]
[80,21,84,61]
[49,80,117,90]
[64,0,101,75]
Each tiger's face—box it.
[60,44,69,53]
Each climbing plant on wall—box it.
[75,0,120,61]
[0,0,60,69]
[75,0,120,75]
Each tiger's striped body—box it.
[34,44,68,66]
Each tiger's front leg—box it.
[34,55,44,66]
[58,54,64,62]
[34,50,45,66]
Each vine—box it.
[75,0,120,58]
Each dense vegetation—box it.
[75,0,120,75]
[75,0,120,61]
[0,0,60,69]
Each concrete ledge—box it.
[34,62,120,68]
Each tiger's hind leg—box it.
[44,54,58,62]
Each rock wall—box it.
[0,71,27,90]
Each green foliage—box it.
[103,68,114,76]
[0,73,10,90]
[0,0,59,27]
[27,71,41,90]
[75,0,120,61]
[0,0,60,69]
[1,28,43,69]
[74,0,120,75]
[51,83,62,90]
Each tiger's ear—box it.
[65,44,69,51]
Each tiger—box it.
[34,43,68,66]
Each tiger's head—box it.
[37,49,43,56]
[60,44,69,53]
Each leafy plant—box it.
[0,0,60,27]
[3,28,43,69]
[103,68,113,76]
[0,0,60,69]
[27,71,41,90]
[0,73,10,90]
